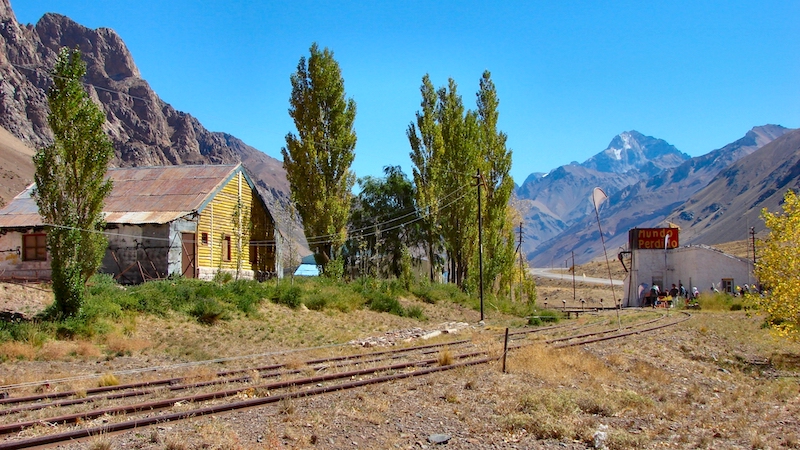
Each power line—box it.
[10,63,152,103]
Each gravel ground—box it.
[2,279,799,450]
[18,311,799,450]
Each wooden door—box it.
[181,233,197,278]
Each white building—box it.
[622,228,754,307]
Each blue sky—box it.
[12,1,800,184]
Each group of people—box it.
[644,280,698,307]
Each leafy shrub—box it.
[322,257,344,279]
[227,279,270,315]
[56,315,112,339]
[190,298,229,325]
[304,294,328,311]
[213,270,233,284]
[0,321,50,346]
[412,284,437,304]
[367,294,404,316]
[405,305,426,320]
[698,292,737,311]
[274,284,302,309]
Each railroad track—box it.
[0,310,690,449]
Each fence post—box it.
[502,327,509,373]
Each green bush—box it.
[0,321,51,345]
[274,283,302,309]
[405,305,426,320]
[304,294,328,311]
[213,270,234,284]
[411,284,437,304]
[227,279,270,315]
[698,292,737,311]
[190,298,229,325]
[367,294,405,316]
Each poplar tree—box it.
[407,75,444,281]
[408,72,521,296]
[474,70,517,295]
[33,47,114,317]
[437,79,480,286]
[282,43,357,273]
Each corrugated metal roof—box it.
[0,164,240,227]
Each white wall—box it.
[623,246,754,306]
[0,230,51,280]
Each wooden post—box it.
[502,327,509,373]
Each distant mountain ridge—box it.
[668,127,800,245]
[527,125,792,266]
[515,131,690,258]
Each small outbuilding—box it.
[622,227,754,307]
[293,254,320,277]
[0,164,283,283]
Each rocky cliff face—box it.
[0,0,298,244]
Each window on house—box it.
[22,234,47,261]
[224,235,232,261]
[201,232,209,245]
[721,278,734,294]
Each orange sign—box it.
[630,228,679,250]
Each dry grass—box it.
[437,347,453,366]
[0,341,36,360]
[98,373,119,387]
[86,437,113,450]
[103,333,150,356]
[190,418,243,449]
[1,274,799,449]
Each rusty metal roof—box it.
[0,164,241,227]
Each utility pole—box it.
[476,169,484,322]
[571,250,576,304]
[516,222,524,302]
[750,227,756,266]
[517,222,523,284]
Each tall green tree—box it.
[33,47,114,317]
[407,75,444,281]
[437,79,480,287]
[408,72,521,297]
[282,43,357,273]
[474,70,517,295]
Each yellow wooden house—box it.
[0,164,283,283]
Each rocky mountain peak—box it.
[0,0,15,23]
[35,13,140,81]
[748,124,790,147]
[581,130,688,175]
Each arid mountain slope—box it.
[529,125,791,266]
[0,125,34,206]
[668,127,800,245]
